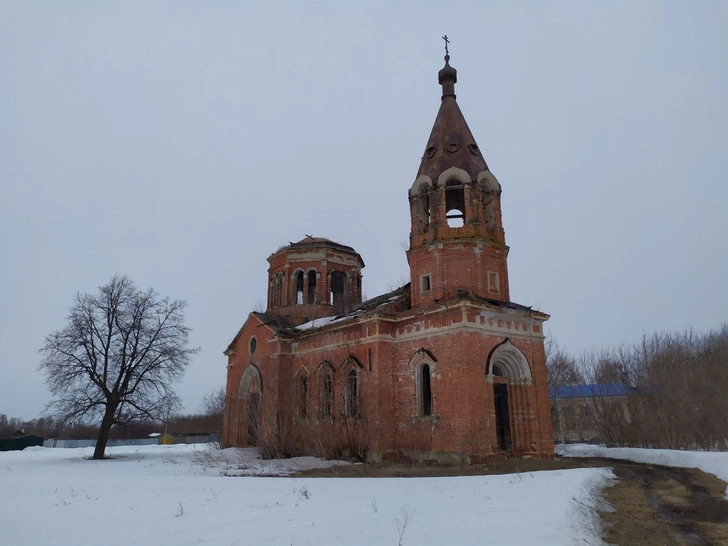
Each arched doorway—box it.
[486,340,532,454]
[238,365,262,447]
[492,364,511,452]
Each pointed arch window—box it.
[345,369,358,417]
[420,364,432,416]
[408,349,436,417]
[321,373,333,418]
[299,375,309,418]
[237,365,263,447]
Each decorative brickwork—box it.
[222,56,553,462]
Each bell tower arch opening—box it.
[445,179,465,228]
[411,176,433,233]
[407,53,511,307]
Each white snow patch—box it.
[558,443,728,498]
[1,443,613,546]
[296,316,339,330]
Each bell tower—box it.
[266,236,364,326]
[408,53,510,308]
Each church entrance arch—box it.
[486,340,532,453]
[492,365,511,452]
[238,365,263,447]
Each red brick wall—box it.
[266,247,364,325]
[222,315,278,448]
[224,303,553,461]
[408,241,510,308]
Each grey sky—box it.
[2,2,726,420]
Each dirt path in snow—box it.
[296,455,728,545]
[585,458,728,546]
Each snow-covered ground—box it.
[1,443,611,546]
[558,444,728,497]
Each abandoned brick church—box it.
[222,54,554,462]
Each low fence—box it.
[42,434,219,448]
[43,438,158,449]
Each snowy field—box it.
[1,444,611,546]
[558,443,728,498]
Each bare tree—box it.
[545,338,582,413]
[545,338,582,443]
[198,386,226,434]
[199,387,226,418]
[39,275,199,459]
[557,326,728,450]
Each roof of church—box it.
[224,285,546,352]
[287,285,545,336]
[269,236,364,265]
[416,55,489,183]
[549,384,639,399]
[280,283,411,335]
[472,294,536,314]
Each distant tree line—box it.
[547,323,728,450]
[1,387,225,441]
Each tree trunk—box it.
[93,406,115,459]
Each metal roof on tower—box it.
[416,53,489,182]
[268,235,364,266]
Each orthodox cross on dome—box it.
[442,35,450,56]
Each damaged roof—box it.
[224,311,294,355]
[226,284,547,352]
[282,283,411,335]
[287,285,546,336]
[269,236,365,266]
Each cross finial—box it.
[442,35,450,56]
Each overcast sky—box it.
[2,2,726,420]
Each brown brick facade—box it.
[222,56,553,462]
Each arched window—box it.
[237,365,263,447]
[330,270,347,310]
[321,373,332,418]
[408,349,436,417]
[420,364,432,416]
[445,180,465,228]
[345,369,358,417]
[299,376,308,418]
[277,272,284,306]
[294,271,304,305]
[307,270,317,304]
